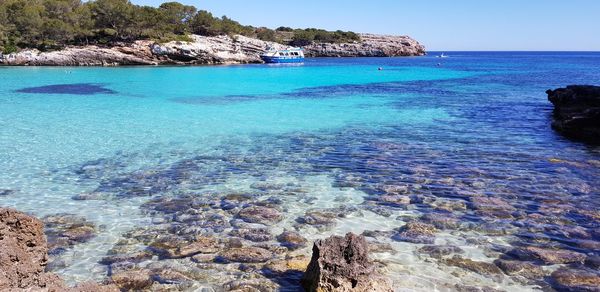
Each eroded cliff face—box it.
[303,34,426,57]
[0,33,425,66]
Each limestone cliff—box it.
[0,33,425,66]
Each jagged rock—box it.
[301,233,393,292]
[392,221,437,244]
[303,34,425,57]
[0,208,64,290]
[550,267,600,291]
[276,230,308,250]
[507,246,586,265]
[547,85,600,144]
[0,208,116,291]
[1,33,425,66]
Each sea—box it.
[1,52,599,291]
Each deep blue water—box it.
[0,52,599,290]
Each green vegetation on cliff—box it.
[0,0,360,53]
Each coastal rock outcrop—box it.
[303,34,426,57]
[1,33,425,66]
[0,207,117,291]
[547,85,600,144]
[301,233,393,292]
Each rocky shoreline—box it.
[0,33,425,66]
[1,207,393,291]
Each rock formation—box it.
[301,233,393,292]
[303,34,425,57]
[547,85,600,144]
[0,207,117,291]
[0,33,425,66]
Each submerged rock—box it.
[110,269,154,291]
[418,245,464,259]
[392,221,438,244]
[547,85,600,144]
[0,189,15,196]
[276,230,308,250]
[443,256,503,276]
[585,255,600,269]
[149,235,220,259]
[507,246,586,265]
[301,233,393,292]
[237,205,282,225]
[218,246,274,263]
[229,228,273,242]
[296,210,338,227]
[550,267,600,291]
[493,259,545,279]
[43,214,97,254]
[470,196,516,212]
[376,194,411,207]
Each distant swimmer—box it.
[378,67,383,71]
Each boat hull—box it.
[260,56,304,64]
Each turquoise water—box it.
[1,53,599,291]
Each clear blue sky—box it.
[133,0,600,51]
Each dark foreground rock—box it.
[1,33,425,66]
[547,85,600,144]
[301,233,392,292]
[0,207,117,291]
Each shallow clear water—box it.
[1,53,599,291]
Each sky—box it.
[132,0,600,51]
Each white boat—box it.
[437,53,448,58]
[260,47,305,63]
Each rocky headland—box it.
[0,33,425,66]
[303,34,425,57]
[547,85,600,144]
